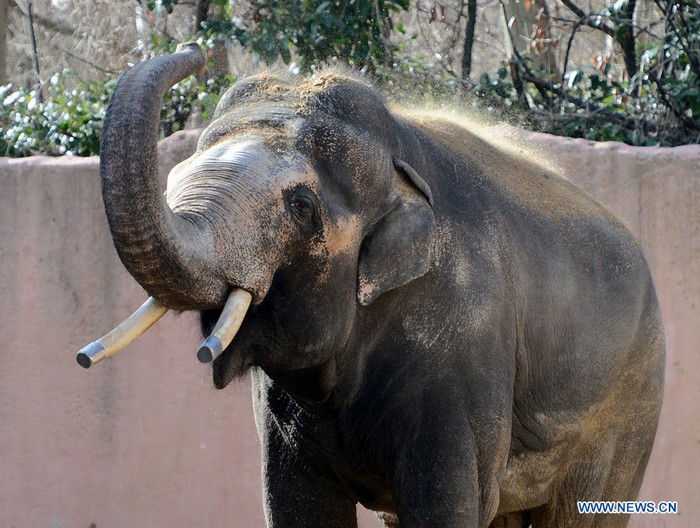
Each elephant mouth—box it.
[195,287,256,389]
[211,337,254,389]
[77,288,253,372]
[196,288,252,362]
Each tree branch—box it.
[60,47,119,75]
[558,0,617,38]
[461,0,478,84]
[1,0,7,85]
[27,1,42,101]
[14,0,83,38]
[522,68,657,133]
[508,37,657,134]
[561,19,582,87]
[650,0,700,76]
[195,0,210,31]
[648,70,700,131]
[617,0,638,77]
[33,11,83,38]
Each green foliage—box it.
[1,68,234,157]
[380,49,462,100]
[4,0,698,155]
[498,0,700,146]
[1,0,412,157]
[161,70,236,137]
[146,0,179,14]
[201,0,410,73]
[145,0,410,73]
[475,67,518,106]
[0,74,112,157]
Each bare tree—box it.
[461,0,478,84]
[0,0,7,85]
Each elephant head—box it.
[95,44,436,398]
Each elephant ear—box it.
[357,158,437,306]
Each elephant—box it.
[95,43,665,527]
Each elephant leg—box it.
[489,512,532,528]
[387,419,503,527]
[531,415,658,528]
[254,371,358,528]
[260,426,358,528]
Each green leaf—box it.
[315,1,331,14]
[279,40,292,64]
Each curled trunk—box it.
[100,43,227,310]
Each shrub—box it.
[1,74,112,157]
[0,68,234,157]
[497,0,700,146]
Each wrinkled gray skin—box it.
[100,44,664,527]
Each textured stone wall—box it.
[0,129,696,527]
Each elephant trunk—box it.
[100,43,227,310]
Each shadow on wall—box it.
[0,129,697,527]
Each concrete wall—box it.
[0,129,697,527]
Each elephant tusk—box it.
[76,297,169,369]
[197,288,252,363]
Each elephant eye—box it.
[284,187,319,229]
[291,196,313,214]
